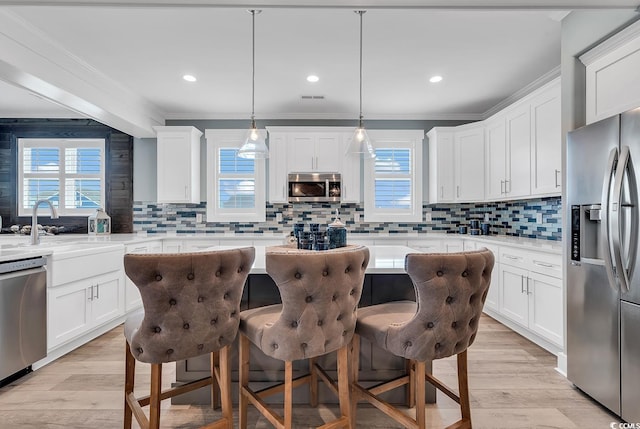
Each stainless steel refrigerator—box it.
[567,107,640,422]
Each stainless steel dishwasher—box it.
[0,256,47,385]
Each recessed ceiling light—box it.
[183,74,197,82]
[429,75,443,83]
[307,75,320,83]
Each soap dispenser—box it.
[327,209,347,249]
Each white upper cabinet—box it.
[529,80,561,196]
[431,76,560,204]
[288,132,342,172]
[484,116,507,200]
[427,128,455,203]
[154,126,202,204]
[267,132,289,204]
[266,127,361,203]
[428,124,485,203]
[454,124,485,202]
[505,102,532,198]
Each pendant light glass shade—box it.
[349,120,376,158]
[346,10,376,159]
[238,118,268,159]
[238,10,268,159]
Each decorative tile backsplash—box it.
[133,196,562,241]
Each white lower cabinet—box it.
[124,240,163,311]
[497,247,563,347]
[48,269,124,350]
[499,264,529,327]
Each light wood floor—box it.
[0,315,621,428]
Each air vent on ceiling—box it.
[300,95,325,100]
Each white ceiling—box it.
[0,1,635,136]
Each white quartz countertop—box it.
[203,245,415,274]
[0,232,561,263]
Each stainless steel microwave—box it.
[288,173,341,203]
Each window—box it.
[363,130,424,222]
[18,138,105,216]
[205,129,266,222]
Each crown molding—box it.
[482,65,560,119]
[164,111,483,121]
[579,18,640,66]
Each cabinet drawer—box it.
[51,248,123,287]
[528,252,561,278]
[499,247,529,268]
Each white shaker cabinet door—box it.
[90,274,124,327]
[267,132,289,203]
[454,126,485,202]
[155,126,202,204]
[427,128,455,203]
[530,81,562,196]
[505,103,531,198]
[527,271,563,346]
[499,264,529,328]
[48,282,92,349]
[484,117,507,200]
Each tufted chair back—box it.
[259,245,369,361]
[385,248,494,362]
[124,247,255,364]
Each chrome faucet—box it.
[31,199,59,245]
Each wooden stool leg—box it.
[349,335,361,429]
[124,342,135,429]
[219,346,233,429]
[415,360,426,429]
[211,351,220,410]
[406,359,416,408]
[337,344,351,428]
[284,361,293,429]
[149,363,162,429]
[309,357,318,407]
[457,350,472,425]
[239,334,250,429]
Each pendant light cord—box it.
[357,10,365,128]
[250,9,256,127]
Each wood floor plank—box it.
[0,315,622,428]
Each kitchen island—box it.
[173,245,432,405]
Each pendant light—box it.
[238,9,269,159]
[346,10,376,159]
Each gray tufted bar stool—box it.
[238,245,370,429]
[351,249,494,429]
[123,247,255,429]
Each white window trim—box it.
[205,129,266,222]
[363,130,424,223]
[18,138,106,216]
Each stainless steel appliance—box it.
[0,256,47,384]
[288,172,341,203]
[567,108,640,422]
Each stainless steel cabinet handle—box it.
[521,276,526,293]
[500,180,505,194]
[88,285,94,301]
[504,254,519,260]
[526,277,532,295]
[456,186,460,198]
[95,284,99,300]
[533,261,554,268]
[554,169,560,188]
[505,179,511,193]
[184,185,188,198]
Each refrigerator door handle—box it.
[612,145,638,294]
[601,147,619,292]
